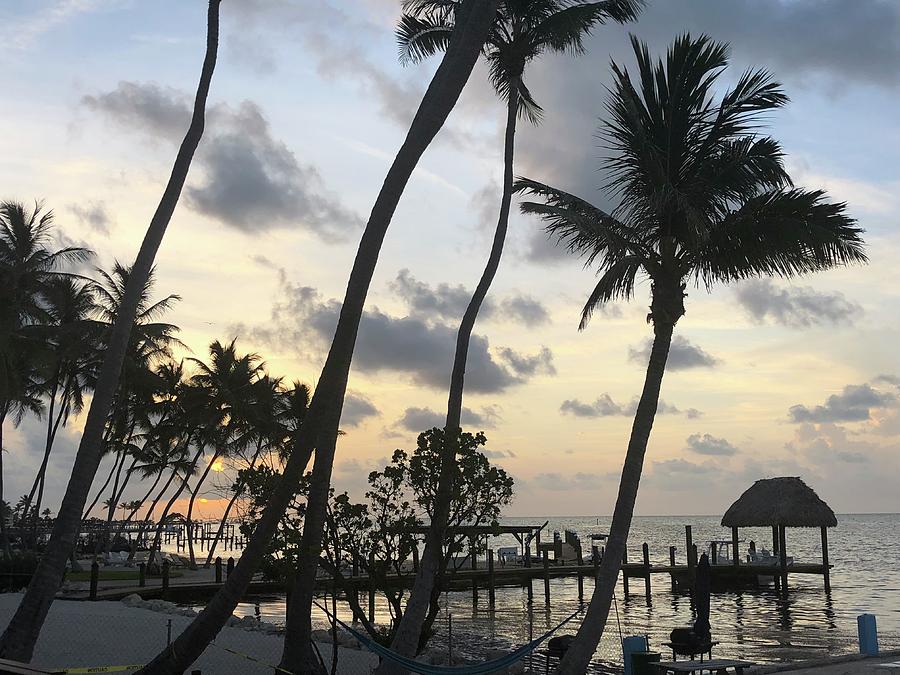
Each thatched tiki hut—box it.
[722,477,837,591]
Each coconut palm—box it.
[204,374,294,567]
[0,2,219,659]
[182,340,264,568]
[136,5,498,673]
[515,34,866,673]
[21,277,99,541]
[388,0,643,659]
[0,202,92,553]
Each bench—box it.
[652,658,754,675]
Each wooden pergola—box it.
[721,477,837,591]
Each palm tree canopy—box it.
[515,34,866,329]
[398,0,644,121]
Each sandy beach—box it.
[0,593,378,674]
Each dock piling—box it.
[525,541,533,604]
[227,556,234,579]
[89,561,99,601]
[622,548,629,597]
[669,546,677,591]
[732,527,740,566]
[488,549,496,608]
[821,526,831,592]
[412,546,420,573]
[542,549,550,606]
[576,548,584,604]
[215,556,222,584]
[369,553,376,623]
[162,560,170,596]
[470,540,478,606]
[642,543,651,603]
[139,562,146,588]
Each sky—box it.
[2,0,900,519]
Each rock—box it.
[121,593,143,606]
[226,615,242,627]
[179,608,198,617]
[239,615,259,628]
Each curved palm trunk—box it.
[148,445,202,570]
[135,5,499,673]
[0,2,219,660]
[381,92,519,668]
[82,440,119,520]
[129,467,177,561]
[558,315,679,674]
[185,450,219,569]
[23,374,62,531]
[102,449,137,556]
[204,443,264,567]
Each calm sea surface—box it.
[225,514,900,670]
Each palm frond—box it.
[396,14,454,64]
[533,1,643,55]
[579,255,644,329]
[693,189,867,287]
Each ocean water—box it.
[228,514,900,670]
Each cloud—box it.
[340,393,380,428]
[789,383,897,423]
[390,270,550,327]
[686,433,739,457]
[650,459,722,486]
[628,335,719,371]
[531,472,609,491]
[560,395,699,418]
[82,83,361,240]
[735,279,863,328]
[236,275,553,394]
[9,0,119,51]
[395,405,499,432]
[68,201,112,236]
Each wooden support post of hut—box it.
[721,476,838,595]
[732,526,740,566]
[622,548,629,597]
[525,539,533,604]
[669,546,677,591]
[685,525,694,571]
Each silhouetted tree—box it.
[515,34,867,673]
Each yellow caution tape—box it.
[213,644,295,674]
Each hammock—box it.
[312,600,583,675]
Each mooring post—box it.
[525,540,533,604]
[576,547,584,604]
[711,543,718,565]
[642,543,651,603]
[162,560,170,595]
[412,546,420,573]
[89,561,99,601]
[139,562,146,588]
[685,525,694,570]
[669,546,677,591]
[821,526,831,592]
[215,556,222,584]
[542,549,550,606]
[227,556,234,579]
[732,527,740,566]
[470,539,478,606]
[488,549,496,608]
[369,552,376,623]
[622,548,629,597]
[593,549,600,585]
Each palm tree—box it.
[182,340,264,568]
[387,0,642,659]
[0,1,220,660]
[515,34,866,673]
[136,4,499,673]
[204,375,295,567]
[0,202,92,553]
[21,277,99,542]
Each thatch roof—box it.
[721,477,837,528]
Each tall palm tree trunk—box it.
[185,451,219,568]
[112,469,164,549]
[148,445,202,569]
[136,5,499,673]
[0,2,219,660]
[204,443,264,567]
[103,457,138,556]
[0,408,9,555]
[558,302,681,674]
[82,436,119,520]
[23,374,61,527]
[382,92,519,668]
